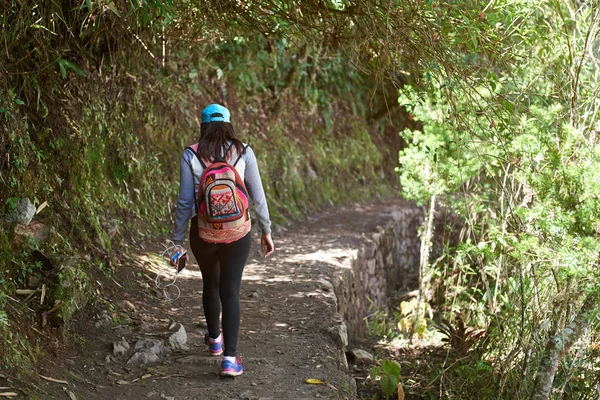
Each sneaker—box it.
[204,331,223,356]
[221,356,243,377]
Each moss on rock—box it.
[48,258,92,326]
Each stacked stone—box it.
[333,207,424,343]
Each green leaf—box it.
[57,58,86,78]
[6,198,19,210]
[369,366,379,382]
[379,372,398,396]
[14,99,24,105]
[58,62,67,78]
[106,2,121,17]
[381,359,401,376]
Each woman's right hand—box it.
[170,250,189,268]
[261,233,274,257]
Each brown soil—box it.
[14,199,414,400]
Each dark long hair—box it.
[197,121,245,162]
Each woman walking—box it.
[172,104,274,376]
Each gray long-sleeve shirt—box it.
[172,143,271,245]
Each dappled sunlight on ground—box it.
[127,238,358,293]
[242,246,356,287]
[287,290,330,299]
[37,200,416,399]
[383,332,447,352]
[115,228,368,311]
[283,248,357,268]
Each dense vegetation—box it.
[0,0,401,377]
[2,0,599,399]
[395,1,600,398]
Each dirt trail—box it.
[34,200,405,400]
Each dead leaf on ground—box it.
[106,369,122,377]
[157,374,186,379]
[40,284,46,305]
[398,382,405,400]
[63,386,77,400]
[36,201,48,214]
[122,300,136,313]
[305,378,325,384]
[39,375,68,384]
[0,393,18,398]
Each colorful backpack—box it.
[187,143,251,244]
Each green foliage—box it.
[0,328,40,372]
[254,116,388,223]
[0,0,400,380]
[0,274,40,372]
[396,0,600,396]
[0,292,7,329]
[364,297,396,339]
[396,299,428,339]
[4,198,19,211]
[57,59,85,79]
[397,85,495,205]
[370,359,401,398]
[50,261,92,324]
[95,259,113,277]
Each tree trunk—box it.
[419,194,436,304]
[410,194,436,341]
[530,295,596,400]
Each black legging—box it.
[189,216,251,357]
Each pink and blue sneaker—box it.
[204,331,223,356]
[221,356,243,377]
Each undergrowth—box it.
[0,1,403,375]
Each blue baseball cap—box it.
[201,104,231,123]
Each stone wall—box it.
[333,207,424,343]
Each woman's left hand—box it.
[261,233,275,257]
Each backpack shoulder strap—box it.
[215,142,235,163]
[233,144,249,167]
[185,144,203,214]
[186,143,206,169]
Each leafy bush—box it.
[370,359,401,398]
[396,0,600,396]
